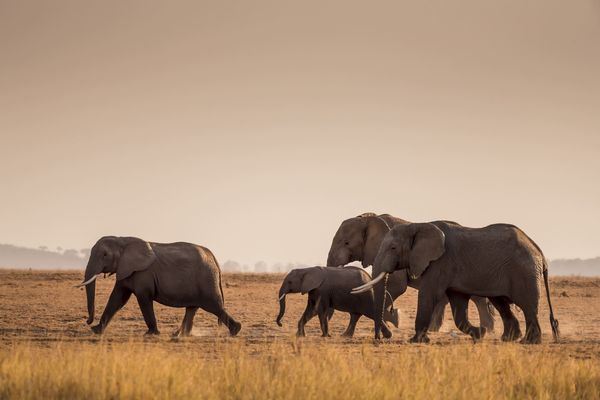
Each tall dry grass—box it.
[0,340,598,400]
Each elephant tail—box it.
[542,259,560,342]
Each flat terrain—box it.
[0,270,599,352]
[0,270,599,399]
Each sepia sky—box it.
[1,0,599,265]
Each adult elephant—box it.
[327,213,495,333]
[76,236,241,337]
[353,221,560,344]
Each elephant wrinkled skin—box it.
[357,221,560,344]
[327,213,495,333]
[276,266,399,338]
[78,236,241,337]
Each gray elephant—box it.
[276,266,399,337]
[76,236,241,337]
[327,213,495,332]
[353,221,560,344]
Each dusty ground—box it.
[0,270,599,359]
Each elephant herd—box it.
[77,213,560,344]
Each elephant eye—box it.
[344,241,350,246]
[391,246,396,250]
[103,252,108,258]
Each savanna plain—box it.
[0,270,599,399]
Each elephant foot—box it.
[382,329,393,339]
[321,333,331,338]
[481,319,495,333]
[341,331,354,338]
[144,329,160,336]
[501,328,522,342]
[470,327,486,343]
[520,332,542,345]
[409,333,430,344]
[296,331,306,337]
[519,337,541,345]
[90,324,104,335]
[229,322,242,337]
[172,329,192,338]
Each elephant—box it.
[276,266,399,337]
[327,213,495,333]
[76,236,241,337]
[352,221,560,344]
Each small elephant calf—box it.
[276,266,399,337]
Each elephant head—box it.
[326,213,394,268]
[352,223,445,336]
[276,267,324,326]
[77,236,156,325]
[374,223,446,279]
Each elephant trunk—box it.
[85,280,96,325]
[327,248,351,267]
[373,274,388,339]
[276,286,287,326]
[326,251,335,267]
[82,256,102,325]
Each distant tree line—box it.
[0,244,89,270]
[0,243,599,275]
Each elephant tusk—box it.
[351,272,387,294]
[351,285,373,294]
[279,293,286,301]
[74,274,100,288]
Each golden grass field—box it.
[1,270,599,399]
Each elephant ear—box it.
[362,216,392,268]
[408,223,446,279]
[116,240,157,281]
[300,268,324,294]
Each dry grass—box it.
[1,271,600,399]
[1,341,599,400]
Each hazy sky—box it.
[1,0,599,265]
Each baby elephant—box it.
[276,266,399,337]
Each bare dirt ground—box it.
[0,270,599,359]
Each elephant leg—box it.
[488,297,521,341]
[516,299,541,345]
[521,310,542,344]
[380,321,393,339]
[511,282,542,344]
[316,298,331,337]
[317,311,330,337]
[202,300,241,337]
[297,298,317,337]
[174,307,198,337]
[135,294,160,335]
[472,296,495,332]
[326,308,335,321]
[447,291,486,342]
[341,313,360,337]
[428,298,447,332]
[91,285,132,334]
[410,289,438,343]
